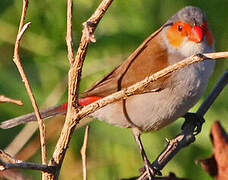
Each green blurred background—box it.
[0,0,227,179]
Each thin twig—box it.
[48,0,114,179]
[0,150,55,173]
[0,95,23,105]
[0,149,53,179]
[137,69,228,180]
[66,0,74,65]
[12,0,47,177]
[18,0,28,33]
[0,160,55,173]
[80,125,90,180]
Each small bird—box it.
[1,6,215,178]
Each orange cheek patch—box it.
[166,27,185,48]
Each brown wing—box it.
[81,25,170,97]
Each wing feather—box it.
[81,25,170,97]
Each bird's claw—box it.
[140,159,162,179]
[182,112,205,135]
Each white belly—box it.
[91,60,214,132]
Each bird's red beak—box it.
[188,25,204,43]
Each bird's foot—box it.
[182,112,205,135]
[140,159,162,180]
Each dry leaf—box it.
[199,121,228,180]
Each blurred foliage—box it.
[0,0,227,179]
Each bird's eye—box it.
[177,25,183,32]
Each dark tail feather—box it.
[0,104,67,129]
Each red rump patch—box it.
[57,96,102,112]
[56,102,68,111]
[78,96,102,106]
[60,102,68,111]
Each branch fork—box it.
[1,0,228,179]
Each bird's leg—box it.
[132,128,160,180]
[182,112,205,135]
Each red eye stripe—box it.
[173,21,192,35]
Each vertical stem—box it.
[80,125,90,180]
[13,0,47,178]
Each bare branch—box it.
[47,1,114,179]
[80,125,90,180]
[74,52,228,122]
[0,95,23,106]
[12,0,47,177]
[0,150,55,173]
[66,0,74,65]
[3,0,227,178]
[17,0,28,32]
[0,160,55,173]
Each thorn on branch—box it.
[16,22,31,41]
[83,21,96,43]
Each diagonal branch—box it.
[12,0,47,175]
[136,69,228,180]
[73,52,228,121]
